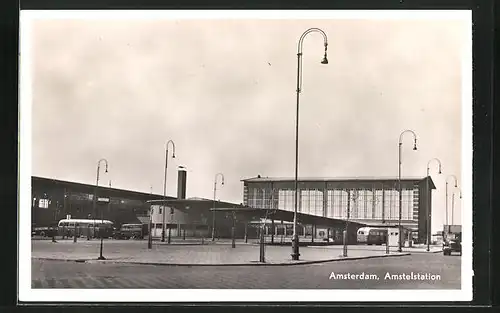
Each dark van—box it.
[115,224,144,239]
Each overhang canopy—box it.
[146,198,366,228]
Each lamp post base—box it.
[99,237,105,260]
[343,230,348,257]
[259,228,265,263]
[291,234,300,260]
[231,227,236,248]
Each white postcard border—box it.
[19,9,473,302]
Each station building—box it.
[31,168,253,240]
[30,170,435,245]
[241,176,436,243]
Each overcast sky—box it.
[27,13,470,232]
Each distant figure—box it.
[268,62,272,66]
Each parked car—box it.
[32,226,58,237]
[443,233,462,256]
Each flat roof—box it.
[241,176,436,189]
[241,176,429,182]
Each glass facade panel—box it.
[349,190,358,219]
[299,189,323,216]
[278,190,295,212]
[401,189,413,220]
[246,187,277,210]
[300,190,308,214]
[326,190,334,218]
[331,189,348,218]
[384,189,400,220]
[255,188,264,208]
[374,190,383,219]
[246,181,422,223]
[356,189,373,219]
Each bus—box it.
[356,227,387,245]
[57,218,114,238]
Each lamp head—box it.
[321,53,328,64]
[105,166,108,173]
[413,142,418,150]
[172,153,176,159]
[455,182,458,188]
[438,169,442,174]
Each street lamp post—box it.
[231,210,236,248]
[451,192,455,225]
[445,175,458,233]
[148,185,153,249]
[426,158,442,252]
[94,158,109,260]
[398,130,418,252]
[52,201,58,243]
[451,188,462,225]
[162,140,176,243]
[212,173,225,241]
[292,28,329,261]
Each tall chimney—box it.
[177,166,187,199]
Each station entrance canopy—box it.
[146,198,366,229]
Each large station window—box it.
[278,190,295,212]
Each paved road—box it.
[31,253,460,289]
[32,239,419,264]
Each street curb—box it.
[33,252,411,267]
[403,249,443,254]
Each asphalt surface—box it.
[31,253,461,289]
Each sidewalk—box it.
[31,239,410,266]
[306,244,443,254]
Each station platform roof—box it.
[146,198,366,228]
[350,219,418,231]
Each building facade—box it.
[31,176,173,228]
[241,176,435,243]
[32,169,212,239]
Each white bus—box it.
[57,218,114,238]
[356,227,387,245]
